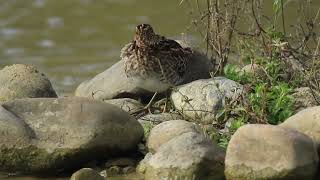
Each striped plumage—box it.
[121,24,192,92]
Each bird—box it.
[120,24,192,111]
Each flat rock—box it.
[75,60,150,100]
[171,77,243,124]
[225,124,318,180]
[147,120,203,153]
[0,64,57,103]
[75,41,211,100]
[280,106,320,145]
[70,168,104,180]
[0,97,143,173]
[145,132,225,180]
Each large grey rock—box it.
[147,120,203,153]
[75,41,211,100]
[171,77,243,124]
[145,132,225,180]
[75,60,149,100]
[70,168,104,180]
[225,124,318,180]
[0,97,143,173]
[0,64,57,102]
[280,106,320,145]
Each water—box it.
[0,0,319,95]
[0,0,192,95]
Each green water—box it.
[0,0,319,95]
[0,0,319,179]
[0,0,192,95]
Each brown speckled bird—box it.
[120,24,192,93]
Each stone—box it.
[145,132,225,180]
[136,153,153,174]
[122,166,135,174]
[280,106,320,145]
[105,157,136,168]
[225,124,318,180]
[241,64,264,77]
[147,120,203,153]
[70,168,104,180]
[292,87,318,113]
[171,77,243,124]
[104,98,143,113]
[138,112,183,139]
[75,60,150,100]
[0,64,57,103]
[106,166,121,176]
[75,41,212,100]
[0,97,143,173]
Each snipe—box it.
[121,24,192,92]
[120,24,192,112]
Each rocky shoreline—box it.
[0,43,319,180]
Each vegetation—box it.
[182,0,320,148]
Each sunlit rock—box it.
[280,106,320,145]
[171,77,243,124]
[147,120,203,153]
[225,124,318,180]
[0,97,143,173]
[0,64,57,102]
[145,132,225,180]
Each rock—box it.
[75,42,212,100]
[105,157,136,168]
[70,168,104,180]
[171,77,243,124]
[75,60,151,100]
[0,64,57,103]
[241,64,264,77]
[225,124,318,180]
[104,98,143,113]
[138,112,183,124]
[106,166,121,176]
[147,120,203,153]
[0,97,143,173]
[145,132,225,180]
[136,153,153,174]
[280,106,320,145]
[122,166,135,174]
[138,113,183,139]
[292,87,318,113]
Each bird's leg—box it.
[162,90,169,113]
[144,92,158,114]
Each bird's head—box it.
[134,24,157,47]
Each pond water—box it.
[0,0,192,95]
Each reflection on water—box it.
[0,0,191,95]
